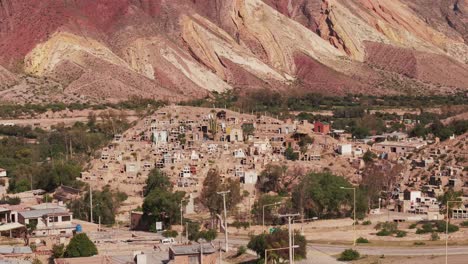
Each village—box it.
[0,105,466,264]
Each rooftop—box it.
[19,208,69,219]
[170,243,216,255]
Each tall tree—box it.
[199,169,242,217]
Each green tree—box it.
[256,165,287,193]
[143,189,186,227]
[292,172,367,219]
[64,233,98,258]
[284,147,299,161]
[200,169,242,217]
[251,194,282,225]
[247,229,306,262]
[144,169,172,196]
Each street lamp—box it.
[263,202,282,233]
[180,199,187,243]
[278,213,300,264]
[341,186,356,247]
[446,200,461,264]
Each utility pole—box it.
[180,199,185,243]
[219,240,222,264]
[89,185,93,223]
[186,222,189,242]
[278,213,300,264]
[341,187,356,247]
[217,191,230,252]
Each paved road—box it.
[309,244,468,256]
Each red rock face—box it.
[0,0,466,102]
[365,42,468,90]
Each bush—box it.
[356,237,369,243]
[162,230,178,238]
[430,232,440,241]
[409,223,417,229]
[376,229,392,236]
[374,222,397,232]
[52,244,65,258]
[338,249,360,261]
[198,229,217,242]
[64,233,98,258]
[362,220,372,225]
[435,221,459,233]
[460,221,468,227]
[236,246,247,257]
[414,242,426,246]
[396,230,407,238]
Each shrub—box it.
[338,249,360,261]
[374,222,398,232]
[236,246,247,257]
[409,223,417,229]
[414,242,426,246]
[198,229,217,242]
[362,220,372,225]
[376,229,392,236]
[64,233,98,258]
[430,232,440,241]
[52,244,65,258]
[460,221,468,227]
[416,222,434,234]
[396,230,407,238]
[356,237,369,243]
[435,221,459,233]
[162,230,178,238]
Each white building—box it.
[242,170,258,185]
[337,144,352,155]
[153,131,168,145]
[18,207,74,237]
[0,168,7,178]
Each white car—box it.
[160,238,175,245]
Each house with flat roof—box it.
[373,140,426,155]
[18,207,74,237]
[168,243,217,264]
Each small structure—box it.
[168,243,217,264]
[0,168,6,177]
[373,140,426,155]
[337,144,352,155]
[153,131,168,145]
[227,127,244,142]
[313,121,330,134]
[18,207,74,237]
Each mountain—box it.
[0,0,467,103]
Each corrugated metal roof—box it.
[0,246,32,255]
[170,243,216,255]
[19,208,69,219]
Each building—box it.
[18,207,75,237]
[313,121,330,134]
[168,243,217,264]
[373,140,426,155]
[337,144,352,155]
[0,168,6,177]
[153,131,168,145]
[227,128,243,142]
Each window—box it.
[62,216,71,222]
[49,216,59,223]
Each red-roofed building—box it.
[313,121,330,134]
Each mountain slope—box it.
[0,0,467,102]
